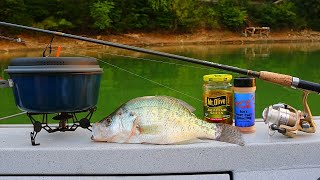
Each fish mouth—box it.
[91,123,103,141]
[91,123,111,142]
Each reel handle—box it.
[270,124,286,134]
[278,91,316,136]
[301,91,316,133]
[263,91,316,137]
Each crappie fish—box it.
[92,96,244,145]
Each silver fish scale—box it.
[123,96,217,137]
[124,96,193,116]
[92,96,243,145]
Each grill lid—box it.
[5,57,103,73]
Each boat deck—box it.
[0,119,320,180]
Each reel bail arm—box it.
[263,91,316,137]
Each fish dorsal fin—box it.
[159,96,196,113]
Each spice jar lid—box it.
[203,74,232,82]
[234,77,256,87]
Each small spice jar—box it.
[203,74,233,125]
[233,77,256,133]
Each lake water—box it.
[1,42,320,124]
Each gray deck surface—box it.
[0,119,320,179]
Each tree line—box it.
[0,0,319,34]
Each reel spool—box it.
[262,91,316,137]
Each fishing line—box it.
[84,49,215,71]
[0,39,296,120]
[0,111,27,121]
[2,38,205,102]
[66,46,297,94]
[1,35,222,71]
[0,37,219,102]
[65,51,203,103]
[0,35,296,116]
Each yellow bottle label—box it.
[203,91,233,124]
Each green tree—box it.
[148,0,170,11]
[197,3,219,29]
[171,0,203,31]
[292,0,320,30]
[108,0,153,31]
[273,2,298,28]
[57,0,95,31]
[24,0,51,22]
[216,0,248,30]
[34,16,73,30]
[0,0,31,25]
[250,2,299,29]
[90,0,115,30]
[25,0,93,31]
[1,0,319,33]
[148,0,203,32]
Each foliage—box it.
[292,0,320,30]
[0,0,320,33]
[154,0,196,32]
[0,0,31,25]
[24,0,50,22]
[249,2,299,29]
[105,0,153,32]
[148,0,213,32]
[216,0,248,30]
[198,5,219,29]
[90,0,114,30]
[34,17,73,30]
[273,2,298,28]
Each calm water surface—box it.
[1,43,320,124]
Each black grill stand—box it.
[28,107,96,146]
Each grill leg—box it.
[30,131,40,146]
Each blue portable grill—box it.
[2,57,103,145]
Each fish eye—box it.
[105,117,112,125]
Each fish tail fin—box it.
[215,124,245,146]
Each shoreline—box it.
[1,30,320,52]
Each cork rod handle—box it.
[259,71,292,87]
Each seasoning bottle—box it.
[203,74,233,125]
[233,77,256,133]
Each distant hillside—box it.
[0,0,319,34]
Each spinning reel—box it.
[262,91,316,137]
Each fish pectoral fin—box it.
[139,125,162,135]
[126,118,141,143]
[131,118,139,135]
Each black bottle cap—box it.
[234,77,256,87]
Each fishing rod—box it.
[1,21,319,94]
[0,21,318,137]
